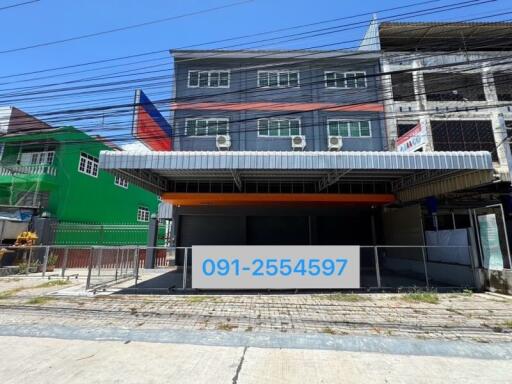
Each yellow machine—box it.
[14,231,38,247]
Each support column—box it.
[482,67,512,180]
[380,57,397,151]
[412,59,434,151]
[145,214,159,269]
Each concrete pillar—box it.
[145,214,159,269]
[411,59,434,151]
[482,67,512,180]
[31,212,56,263]
[380,57,397,151]
[32,212,56,245]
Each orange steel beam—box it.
[162,193,396,206]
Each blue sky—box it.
[0,0,510,144]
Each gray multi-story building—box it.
[171,50,386,152]
[100,24,512,291]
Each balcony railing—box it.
[0,164,57,177]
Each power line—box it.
[0,0,39,12]
[0,0,255,54]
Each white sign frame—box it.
[192,245,360,289]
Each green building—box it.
[0,126,161,245]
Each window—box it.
[397,122,419,137]
[137,206,150,222]
[424,73,485,101]
[257,119,301,137]
[185,119,229,136]
[188,70,230,88]
[391,73,415,101]
[258,71,300,88]
[430,120,497,161]
[114,175,129,189]
[327,120,371,137]
[19,151,55,165]
[324,71,366,88]
[78,152,99,177]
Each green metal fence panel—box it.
[52,222,165,246]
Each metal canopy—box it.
[99,150,495,202]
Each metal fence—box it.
[0,245,478,292]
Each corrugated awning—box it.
[100,150,492,171]
[99,150,495,202]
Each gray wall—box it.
[173,57,385,152]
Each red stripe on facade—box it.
[171,102,384,112]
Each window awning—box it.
[99,150,495,202]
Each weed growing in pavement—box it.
[0,288,23,299]
[503,320,512,329]
[186,295,216,303]
[36,280,71,288]
[402,291,440,304]
[462,289,474,296]
[321,327,336,335]
[217,323,237,331]
[321,293,369,302]
[26,296,54,305]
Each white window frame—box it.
[327,119,372,138]
[324,71,367,89]
[19,151,55,166]
[137,206,150,222]
[185,118,229,137]
[114,175,129,189]
[78,152,99,178]
[187,70,230,88]
[257,118,302,137]
[257,70,300,88]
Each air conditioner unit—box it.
[216,134,231,150]
[328,136,343,151]
[291,135,306,151]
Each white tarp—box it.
[477,214,504,270]
[425,229,471,265]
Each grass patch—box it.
[321,293,369,302]
[402,292,439,305]
[35,280,71,288]
[503,320,512,329]
[321,327,336,335]
[217,323,237,331]
[0,288,23,300]
[26,296,54,305]
[185,296,215,303]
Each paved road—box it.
[0,335,510,384]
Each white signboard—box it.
[478,214,504,270]
[396,121,427,152]
[192,246,360,289]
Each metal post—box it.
[85,247,93,290]
[467,230,481,290]
[497,203,512,268]
[26,248,33,275]
[61,247,68,278]
[97,248,103,277]
[134,247,140,286]
[182,248,189,289]
[114,248,119,281]
[42,246,50,277]
[421,246,430,288]
[374,246,381,288]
